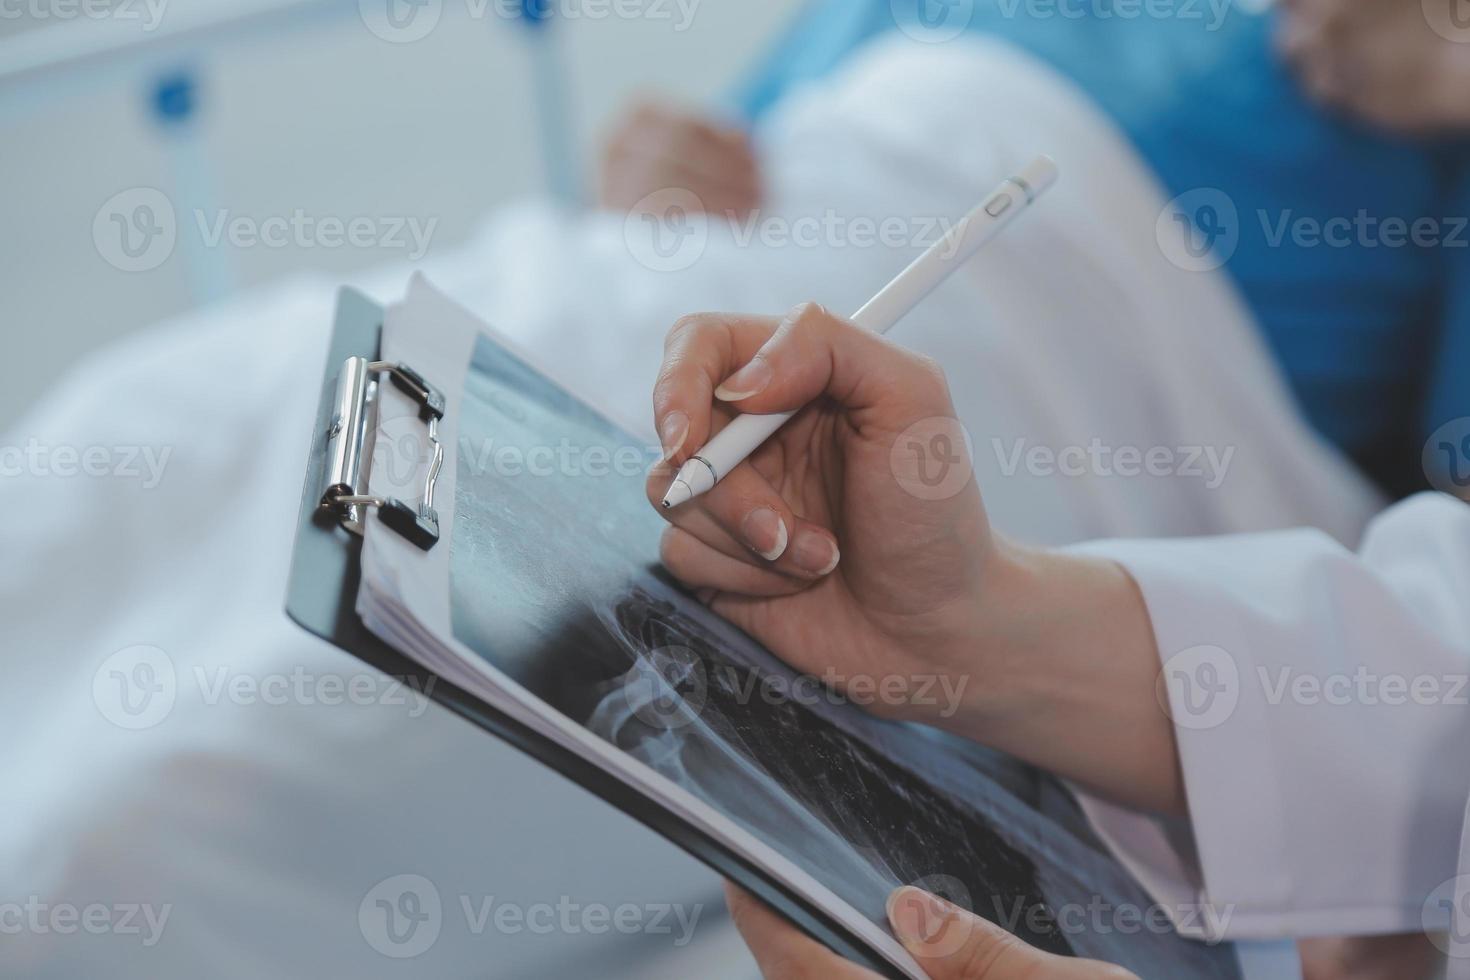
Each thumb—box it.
[887,887,1136,980]
[713,302,954,425]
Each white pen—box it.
[661,154,1059,510]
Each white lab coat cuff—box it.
[1063,537,1351,940]
[1064,503,1470,941]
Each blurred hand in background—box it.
[1298,933,1441,980]
[1278,0,1470,132]
[598,101,763,217]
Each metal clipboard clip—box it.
[319,356,445,550]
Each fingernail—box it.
[741,507,788,561]
[792,532,839,576]
[887,887,954,948]
[659,411,689,462]
[714,356,772,402]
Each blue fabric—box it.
[736,0,1467,493]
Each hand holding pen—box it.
[661,156,1058,509]
[642,156,1059,719]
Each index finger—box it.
[653,313,781,465]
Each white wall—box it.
[0,0,803,425]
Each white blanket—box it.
[0,36,1379,978]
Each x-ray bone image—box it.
[447,332,1239,978]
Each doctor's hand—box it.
[649,305,1185,817]
[649,304,1000,724]
[725,883,1136,980]
[598,101,762,218]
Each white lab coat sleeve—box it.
[1064,492,1470,941]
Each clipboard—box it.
[283,287,902,978]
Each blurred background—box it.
[3,7,809,977]
[0,0,801,426]
[7,2,1469,978]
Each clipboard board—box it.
[283,287,902,978]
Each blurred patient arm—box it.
[1298,933,1442,980]
[1278,0,1470,132]
[597,101,762,216]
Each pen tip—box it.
[661,479,694,510]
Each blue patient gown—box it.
[737,1,1470,495]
